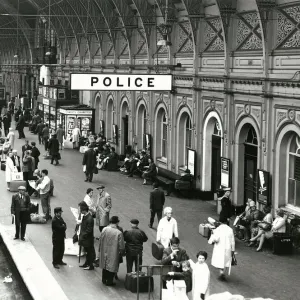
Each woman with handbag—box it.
[249,208,286,252]
[248,206,272,247]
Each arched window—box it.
[106,99,114,140]
[155,107,168,160]
[178,112,192,168]
[162,112,168,158]
[245,127,258,145]
[288,135,300,208]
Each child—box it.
[167,260,192,294]
[189,251,210,300]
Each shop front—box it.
[59,105,95,138]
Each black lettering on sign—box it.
[91,77,99,86]
[117,77,124,87]
[128,77,131,87]
[148,78,154,87]
[103,77,112,87]
[135,77,142,87]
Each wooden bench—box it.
[155,167,181,196]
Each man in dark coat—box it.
[30,142,40,169]
[22,140,32,159]
[48,134,60,165]
[35,121,45,145]
[3,114,10,136]
[78,201,95,270]
[52,207,67,269]
[82,144,96,182]
[123,219,148,273]
[149,182,165,228]
[11,186,31,241]
[16,113,26,139]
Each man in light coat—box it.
[98,216,125,286]
[7,128,15,150]
[208,216,235,280]
[72,125,81,149]
[95,185,112,232]
[157,207,179,248]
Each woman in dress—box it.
[5,151,15,190]
[189,251,210,300]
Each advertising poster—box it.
[187,148,196,176]
[67,116,75,135]
[221,157,231,188]
[257,169,270,205]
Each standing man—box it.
[6,128,15,150]
[11,186,30,241]
[48,134,60,166]
[36,121,45,145]
[56,124,65,150]
[149,182,165,228]
[30,142,40,169]
[98,216,125,286]
[95,185,112,233]
[42,124,50,151]
[52,207,67,269]
[22,140,32,159]
[123,219,148,273]
[3,114,11,136]
[78,201,95,271]
[16,112,26,139]
[35,169,52,221]
[82,144,97,182]
[11,150,21,172]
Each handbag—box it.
[57,153,61,160]
[93,166,98,174]
[231,253,237,266]
[258,221,272,231]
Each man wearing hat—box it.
[52,207,67,269]
[219,187,232,226]
[98,216,125,286]
[123,219,148,273]
[82,144,97,182]
[95,185,112,233]
[78,201,96,270]
[11,186,31,241]
[48,133,60,166]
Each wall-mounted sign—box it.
[43,98,49,105]
[113,124,118,145]
[59,109,92,115]
[257,169,270,205]
[187,148,196,177]
[221,157,231,188]
[70,74,172,91]
[58,89,65,99]
[50,107,56,115]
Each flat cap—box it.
[96,185,105,190]
[54,207,63,213]
[130,219,139,225]
[18,186,26,191]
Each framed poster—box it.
[99,120,105,136]
[113,124,118,145]
[221,157,231,188]
[144,134,152,157]
[187,148,196,177]
[257,169,270,205]
[67,116,75,135]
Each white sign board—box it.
[70,74,172,91]
[187,149,196,176]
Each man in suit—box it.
[30,142,40,169]
[11,186,31,241]
[11,150,21,172]
[161,237,189,288]
[149,182,165,228]
[3,114,10,136]
[82,144,97,182]
[52,207,67,269]
[22,140,32,159]
[78,201,96,270]
[48,134,60,166]
[16,113,26,139]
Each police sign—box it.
[70,74,172,91]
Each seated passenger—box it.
[250,208,286,252]
[137,150,149,173]
[142,158,157,185]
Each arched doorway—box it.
[106,98,113,140]
[154,106,168,160]
[243,126,258,205]
[202,112,223,191]
[275,124,300,209]
[120,99,129,154]
[176,110,192,171]
[136,103,147,150]
[94,95,101,133]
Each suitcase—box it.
[124,272,154,293]
[273,233,293,255]
[1,161,5,171]
[10,180,27,192]
[199,224,211,238]
[152,242,164,260]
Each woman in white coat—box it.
[189,251,210,300]
[72,126,81,149]
[5,152,15,190]
[157,207,179,248]
[208,216,235,280]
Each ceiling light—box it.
[14,54,18,58]
[157,39,172,46]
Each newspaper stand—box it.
[137,264,173,300]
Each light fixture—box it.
[156,0,173,47]
[157,39,172,46]
[14,54,18,58]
